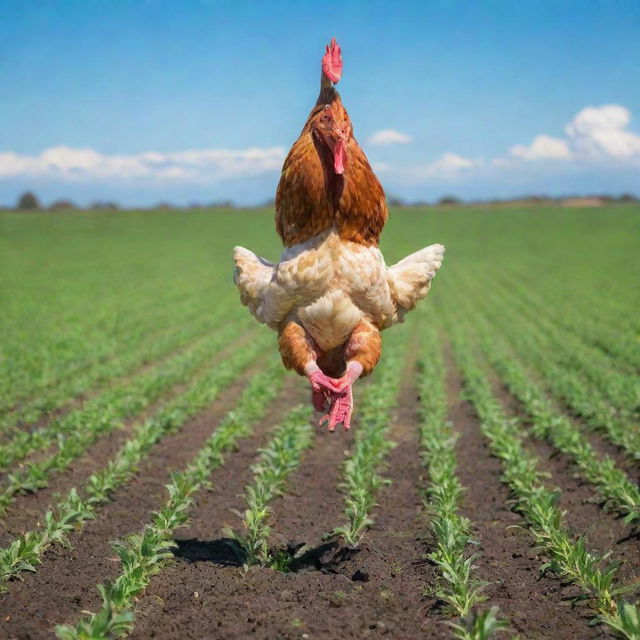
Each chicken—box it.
[233,38,444,431]
[275,40,387,249]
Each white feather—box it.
[233,230,445,345]
[387,243,446,321]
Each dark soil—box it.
[0,331,256,545]
[489,376,640,589]
[0,343,632,640]
[498,347,640,483]
[130,354,451,640]
[0,321,217,448]
[0,366,296,639]
[446,349,615,639]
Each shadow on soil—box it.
[173,537,361,574]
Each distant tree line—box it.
[10,191,244,211]
[7,190,640,212]
[386,193,639,208]
[14,191,120,211]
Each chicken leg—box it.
[278,320,341,411]
[319,318,381,432]
[279,318,381,431]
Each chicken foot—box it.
[279,320,342,413]
[319,319,381,431]
[279,318,380,432]
[305,362,342,410]
[319,361,362,431]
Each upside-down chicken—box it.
[234,38,444,431]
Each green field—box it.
[0,205,639,639]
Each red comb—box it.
[322,37,342,84]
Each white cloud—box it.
[368,129,412,146]
[2,104,637,201]
[424,152,482,177]
[510,134,571,160]
[507,104,640,164]
[565,104,640,158]
[0,145,286,182]
[491,157,511,168]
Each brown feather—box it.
[278,320,318,376]
[343,318,382,376]
[275,95,388,248]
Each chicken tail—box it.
[387,244,445,320]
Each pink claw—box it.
[312,388,327,412]
[308,369,341,414]
[308,369,341,393]
[310,363,360,432]
[318,362,361,431]
[319,385,353,432]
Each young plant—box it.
[419,323,507,638]
[0,321,251,515]
[54,359,285,639]
[0,336,268,590]
[0,303,227,437]
[223,405,313,566]
[448,322,640,640]
[333,334,406,547]
[452,270,640,460]
[476,320,640,524]
[447,607,509,640]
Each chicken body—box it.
[233,230,444,425]
[233,38,445,430]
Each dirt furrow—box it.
[0,333,255,542]
[0,369,297,639]
[0,321,217,447]
[131,354,446,640]
[525,435,640,585]
[485,371,640,588]
[0,397,161,546]
[561,408,640,485]
[444,352,608,639]
[265,406,356,550]
[494,348,640,482]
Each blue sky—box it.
[1,0,639,206]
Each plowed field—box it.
[1,204,638,639]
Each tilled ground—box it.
[0,352,637,640]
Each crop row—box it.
[0,317,250,473]
[333,332,406,547]
[473,315,640,524]
[1,283,216,407]
[0,322,253,516]
[54,356,286,639]
[0,299,232,435]
[493,269,640,371]
[462,275,640,460]
[0,333,269,590]
[439,268,637,460]
[457,266,637,419]
[224,405,313,567]
[484,271,639,415]
[0,271,231,413]
[448,319,640,639]
[445,278,640,524]
[418,323,506,640]
[494,255,639,343]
